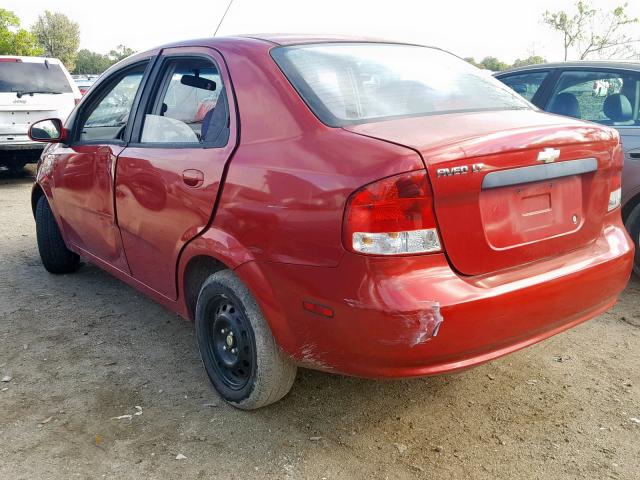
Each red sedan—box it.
[28,36,633,409]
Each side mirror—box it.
[28,118,67,143]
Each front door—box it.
[51,61,151,272]
[115,48,236,299]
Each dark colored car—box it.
[495,61,640,271]
[27,37,632,409]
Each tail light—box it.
[608,148,623,212]
[343,170,441,255]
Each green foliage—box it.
[31,11,80,71]
[73,45,137,74]
[512,56,547,68]
[74,49,111,74]
[463,57,482,68]
[0,8,43,56]
[478,56,510,71]
[543,1,639,60]
[108,45,135,63]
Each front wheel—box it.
[35,196,80,274]
[624,202,640,276]
[195,270,297,409]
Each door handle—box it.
[182,169,204,188]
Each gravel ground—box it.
[1,167,639,480]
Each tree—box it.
[109,44,135,63]
[74,49,112,74]
[512,55,547,68]
[0,8,42,56]
[543,1,639,60]
[464,56,511,71]
[479,56,510,72]
[464,57,482,68]
[31,11,80,71]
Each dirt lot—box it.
[0,167,639,480]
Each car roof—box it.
[498,60,640,75]
[235,33,398,45]
[0,55,62,64]
[155,34,429,51]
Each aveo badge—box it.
[437,163,484,177]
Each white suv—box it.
[0,56,80,172]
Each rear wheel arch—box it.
[182,255,227,320]
[179,248,298,357]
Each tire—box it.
[195,270,297,409]
[624,202,640,276]
[35,196,80,274]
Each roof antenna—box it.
[214,0,234,37]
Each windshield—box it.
[0,61,72,94]
[272,43,531,126]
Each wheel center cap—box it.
[225,334,234,347]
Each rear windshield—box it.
[272,43,531,126]
[0,61,72,94]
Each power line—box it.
[214,0,234,37]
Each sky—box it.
[9,0,640,62]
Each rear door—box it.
[115,47,236,299]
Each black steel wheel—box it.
[206,298,256,391]
[195,270,297,409]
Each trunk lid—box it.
[344,110,620,276]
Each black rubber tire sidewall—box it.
[35,195,80,274]
[195,270,297,409]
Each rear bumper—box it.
[0,139,44,151]
[254,220,633,378]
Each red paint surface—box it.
[32,36,634,378]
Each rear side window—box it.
[0,60,72,94]
[499,71,548,101]
[272,43,530,127]
[140,57,229,146]
[546,70,640,126]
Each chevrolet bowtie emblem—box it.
[537,148,560,163]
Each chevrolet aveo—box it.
[28,36,633,409]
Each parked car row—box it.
[72,74,99,96]
[23,37,634,409]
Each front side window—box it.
[546,70,640,126]
[499,71,549,102]
[140,57,229,146]
[272,43,531,127]
[78,63,147,142]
